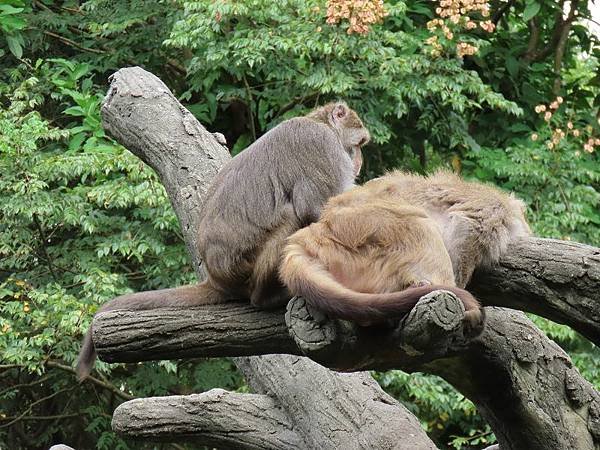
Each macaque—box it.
[279,170,530,327]
[279,180,483,327]
[76,101,370,380]
[364,170,531,288]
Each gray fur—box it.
[199,117,354,284]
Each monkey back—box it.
[197,117,356,291]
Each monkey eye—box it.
[358,137,367,147]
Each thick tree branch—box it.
[112,389,304,449]
[471,237,600,345]
[523,0,579,65]
[234,355,437,450]
[552,0,579,93]
[287,297,600,450]
[94,236,600,363]
[524,18,541,61]
[96,291,600,450]
[94,304,300,363]
[101,67,231,276]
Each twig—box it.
[46,360,135,401]
[0,364,23,370]
[0,374,53,397]
[0,387,74,429]
[42,31,106,55]
[0,413,80,421]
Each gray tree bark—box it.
[100,66,436,450]
[470,238,600,345]
[96,291,600,450]
[112,389,304,449]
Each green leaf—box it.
[506,56,519,78]
[68,133,86,152]
[6,34,22,58]
[523,1,541,21]
[0,5,24,15]
[63,106,85,117]
[0,15,26,30]
[72,64,91,81]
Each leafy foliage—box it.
[166,0,520,167]
[375,371,494,449]
[0,65,242,449]
[1,0,599,449]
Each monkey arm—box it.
[291,180,335,224]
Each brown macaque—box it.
[279,170,531,327]
[279,180,483,327]
[364,170,531,288]
[75,101,370,380]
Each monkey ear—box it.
[332,102,348,121]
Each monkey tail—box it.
[75,282,227,382]
[280,244,482,327]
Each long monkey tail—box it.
[280,244,482,327]
[75,282,227,382]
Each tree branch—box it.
[491,0,516,25]
[524,18,541,60]
[552,0,579,93]
[233,355,437,450]
[470,237,600,345]
[94,236,600,363]
[288,296,600,450]
[42,30,106,55]
[46,360,134,401]
[96,290,600,450]
[112,389,304,449]
[94,304,300,364]
[523,0,579,64]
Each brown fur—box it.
[364,170,531,287]
[75,102,370,380]
[279,182,482,327]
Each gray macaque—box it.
[75,101,370,380]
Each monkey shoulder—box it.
[280,117,340,147]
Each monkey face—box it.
[350,146,363,176]
[345,129,369,176]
